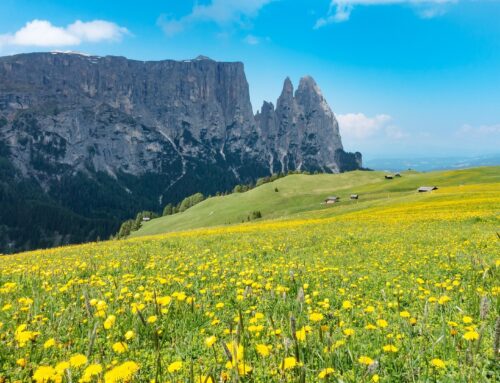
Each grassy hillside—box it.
[1,167,498,382]
[133,166,500,237]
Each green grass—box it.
[132,166,500,237]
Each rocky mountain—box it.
[0,52,361,253]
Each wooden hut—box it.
[417,186,438,193]
[325,196,340,204]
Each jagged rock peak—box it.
[281,77,294,96]
[297,75,324,96]
[260,100,275,113]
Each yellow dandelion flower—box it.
[112,342,128,354]
[430,358,446,369]
[376,319,388,328]
[399,311,410,318]
[54,361,70,375]
[318,367,335,378]
[342,301,353,310]
[167,361,183,373]
[33,366,57,383]
[69,354,87,368]
[80,364,103,383]
[309,312,324,322]
[103,361,139,383]
[295,327,306,342]
[343,328,355,336]
[462,316,473,324]
[358,356,374,365]
[43,338,56,349]
[463,331,479,341]
[282,357,297,370]
[382,344,398,353]
[256,343,271,357]
[104,315,116,330]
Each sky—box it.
[0,0,499,159]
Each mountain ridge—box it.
[0,52,362,252]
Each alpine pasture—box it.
[0,167,499,382]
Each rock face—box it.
[0,52,361,252]
[256,76,361,174]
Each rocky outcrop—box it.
[0,52,361,252]
[256,76,361,174]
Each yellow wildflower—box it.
[318,368,335,378]
[309,312,324,322]
[282,357,297,370]
[358,356,374,365]
[167,361,183,373]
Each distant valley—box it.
[365,154,500,172]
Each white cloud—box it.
[244,34,260,45]
[315,0,457,27]
[338,113,393,139]
[158,0,275,36]
[457,123,500,136]
[0,19,129,48]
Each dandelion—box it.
[343,328,355,336]
[80,364,103,383]
[282,357,297,370]
[309,312,324,322]
[376,319,388,328]
[104,315,116,330]
[112,342,128,353]
[462,316,473,324]
[318,367,335,378]
[205,335,217,347]
[399,311,410,318]
[295,327,307,341]
[196,376,214,383]
[342,300,353,310]
[382,344,398,353]
[438,296,451,305]
[358,356,374,365]
[125,330,135,340]
[463,331,480,341]
[167,361,183,373]
[16,358,27,367]
[256,344,271,357]
[430,358,446,369]
[32,366,57,383]
[69,354,87,368]
[42,338,56,349]
[103,361,139,383]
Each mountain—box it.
[0,52,361,253]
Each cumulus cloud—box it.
[158,0,275,36]
[338,113,392,139]
[314,0,457,27]
[0,19,129,48]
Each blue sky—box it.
[0,0,499,159]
